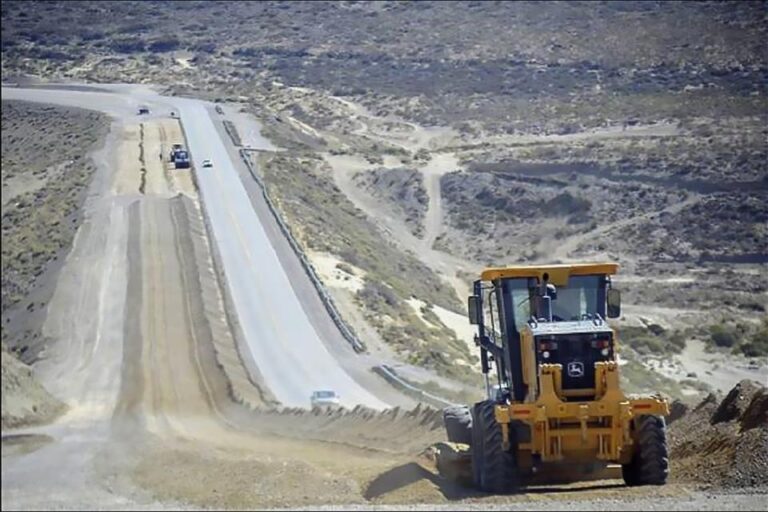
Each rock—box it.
[669,379,767,489]
[711,379,765,425]
[1,345,65,429]
[739,387,768,432]
[668,399,689,425]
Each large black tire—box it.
[443,405,473,444]
[622,415,669,486]
[470,401,520,493]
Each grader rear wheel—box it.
[442,405,472,445]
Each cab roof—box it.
[480,263,619,286]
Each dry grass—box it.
[1,100,108,327]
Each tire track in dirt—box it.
[138,123,147,195]
[112,196,433,510]
[111,200,144,433]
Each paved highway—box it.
[170,98,389,409]
[3,85,390,410]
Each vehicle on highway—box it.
[202,159,213,168]
[137,106,150,115]
[310,390,340,408]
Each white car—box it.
[201,159,213,168]
[310,390,340,409]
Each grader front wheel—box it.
[470,400,520,493]
[622,415,669,486]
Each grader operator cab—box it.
[443,263,669,492]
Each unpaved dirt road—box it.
[326,151,478,302]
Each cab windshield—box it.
[551,275,604,322]
[504,275,607,330]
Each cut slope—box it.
[1,345,65,429]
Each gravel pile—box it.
[668,379,767,488]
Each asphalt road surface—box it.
[171,97,389,409]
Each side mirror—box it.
[468,295,481,325]
[607,288,621,318]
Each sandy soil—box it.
[111,119,195,197]
[406,298,478,370]
[307,250,367,293]
[645,339,768,395]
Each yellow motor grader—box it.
[440,263,669,492]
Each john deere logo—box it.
[567,361,585,378]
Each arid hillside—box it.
[1,100,108,428]
[2,3,767,511]
[2,0,765,397]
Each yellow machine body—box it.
[462,263,670,486]
[496,360,668,467]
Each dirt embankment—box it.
[1,345,64,429]
[249,404,444,454]
[1,100,108,429]
[146,379,765,509]
[668,379,768,488]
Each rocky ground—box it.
[668,379,768,489]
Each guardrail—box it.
[222,120,242,147]
[373,364,456,408]
[222,116,457,408]
[180,108,459,410]
[238,148,367,353]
